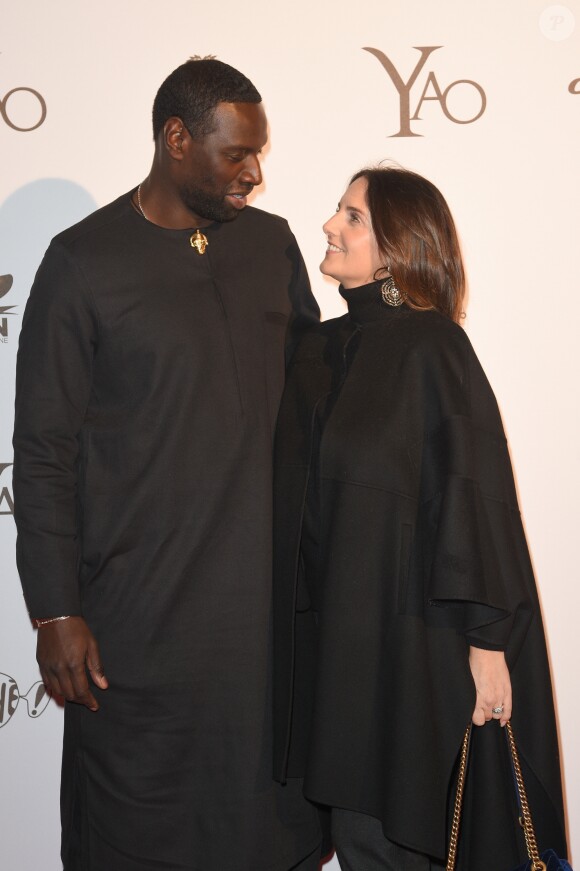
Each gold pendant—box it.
[190,229,208,255]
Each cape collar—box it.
[339,280,407,325]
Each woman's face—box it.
[320,177,383,289]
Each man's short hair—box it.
[152,58,262,140]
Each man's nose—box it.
[240,155,262,186]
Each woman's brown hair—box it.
[351,167,466,322]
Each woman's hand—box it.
[468,646,511,727]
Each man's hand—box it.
[36,617,108,711]
[469,646,511,727]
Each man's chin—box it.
[181,190,243,225]
[220,207,242,223]
[200,204,242,224]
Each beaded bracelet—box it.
[35,616,72,627]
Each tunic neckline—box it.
[127,188,224,240]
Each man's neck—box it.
[135,175,210,229]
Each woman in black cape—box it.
[273,167,567,870]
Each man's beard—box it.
[180,181,241,224]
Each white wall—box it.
[1,2,578,868]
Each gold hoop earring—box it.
[381,276,407,307]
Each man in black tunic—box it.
[13,59,321,871]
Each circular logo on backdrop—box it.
[539,5,576,40]
[0,87,47,131]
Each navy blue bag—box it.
[512,848,572,870]
[447,723,572,871]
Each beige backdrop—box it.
[1,1,578,868]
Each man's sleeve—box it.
[285,231,320,363]
[13,241,98,618]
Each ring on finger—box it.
[492,705,504,715]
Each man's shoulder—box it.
[221,206,301,259]
[52,191,133,251]
[239,204,291,234]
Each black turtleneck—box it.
[339,279,409,325]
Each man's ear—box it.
[163,117,186,160]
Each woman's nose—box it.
[322,213,337,235]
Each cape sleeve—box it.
[13,240,99,618]
[422,332,537,658]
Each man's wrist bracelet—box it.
[34,616,72,627]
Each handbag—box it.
[446,721,572,871]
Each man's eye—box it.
[227,154,244,162]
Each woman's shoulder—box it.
[390,308,499,414]
[403,306,467,342]
[401,309,502,422]
[395,307,475,368]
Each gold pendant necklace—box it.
[136,184,209,255]
[189,229,209,255]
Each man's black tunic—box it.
[13,193,321,870]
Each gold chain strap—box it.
[446,722,547,871]
[505,721,546,871]
[445,725,471,871]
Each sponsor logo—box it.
[363,46,487,138]
[0,463,14,516]
[0,274,16,342]
[0,673,51,729]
